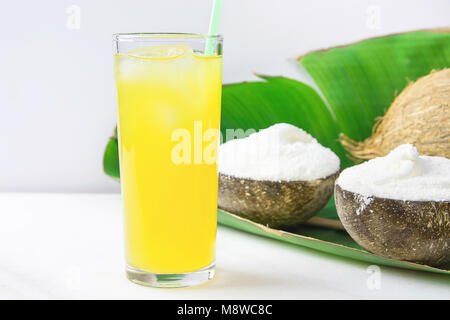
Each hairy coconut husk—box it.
[340,68,450,162]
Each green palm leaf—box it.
[219,209,450,275]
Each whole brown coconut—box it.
[335,185,450,266]
[340,68,450,162]
[218,172,339,228]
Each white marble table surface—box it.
[0,193,448,299]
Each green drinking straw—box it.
[204,0,223,56]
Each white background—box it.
[0,0,449,192]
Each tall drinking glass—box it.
[113,33,223,287]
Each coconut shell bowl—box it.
[218,171,339,228]
[335,185,450,266]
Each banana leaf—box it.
[103,29,450,275]
[218,208,450,275]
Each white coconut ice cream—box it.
[218,123,340,182]
[337,144,450,201]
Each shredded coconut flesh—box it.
[337,144,450,202]
[218,123,340,182]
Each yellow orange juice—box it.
[114,44,222,275]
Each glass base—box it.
[126,263,215,288]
